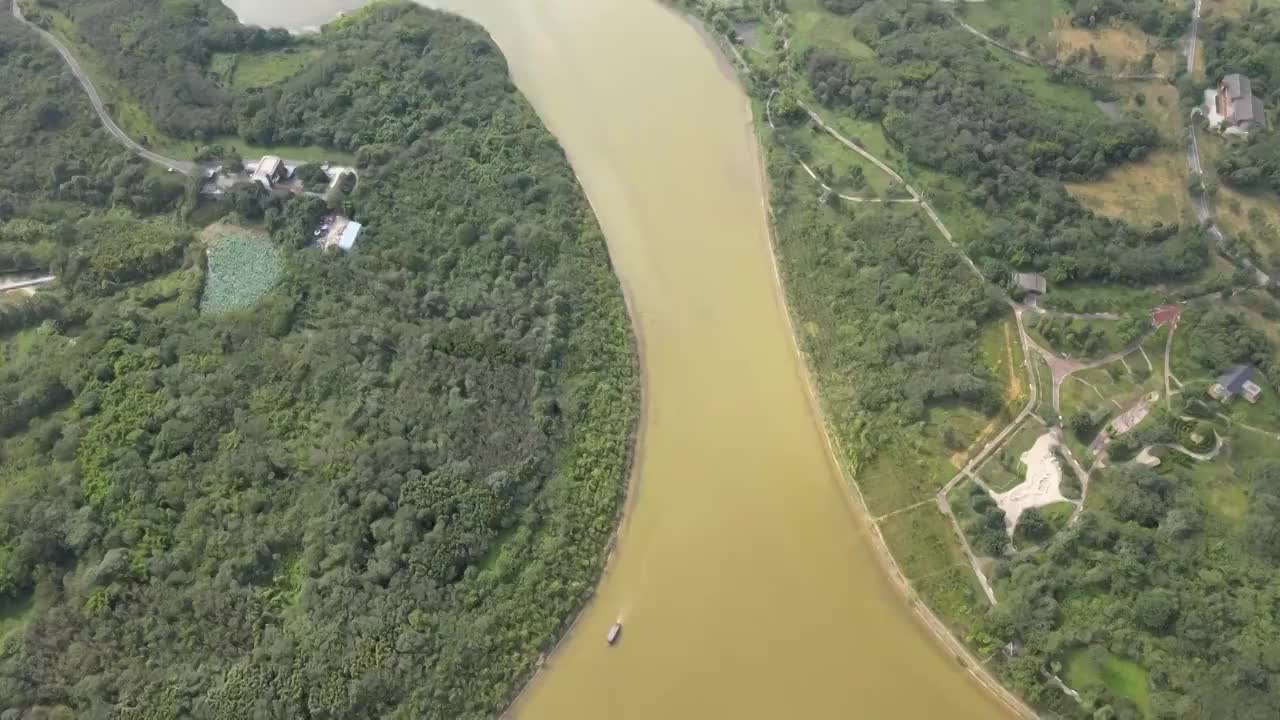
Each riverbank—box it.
[500,170,650,720]
[686,15,1037,720]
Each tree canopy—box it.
[0,4,637,718]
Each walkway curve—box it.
[765,91,919,205]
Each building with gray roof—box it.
[1211,74,1267,136]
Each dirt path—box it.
[954,321,1025,466]
[1164,320,1176,409]
[1139,346,1154,373]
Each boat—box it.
[606,621,622,646]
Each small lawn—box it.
[211,48,323,90]
[1040,499,1075,531]
[879,503,985,632]
[1059,374,1116,423]
[1034,353,1057,420]
[978,422,1046,492]
[1064,647,1152,718]
[980,316,1029,416]
[786,0,876,60]
[777,123,900,197]
[956,0,1067,48]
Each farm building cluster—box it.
[1205,73,1268,137]
[200,155,356,199]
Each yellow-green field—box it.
[1065,148,1192,227]
[1052,18,1177,75]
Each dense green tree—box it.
[0,5,638,718]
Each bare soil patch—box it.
[993,430,1073,534]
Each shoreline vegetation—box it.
[0,2,640,717]
[680,9,1038,720]
[688,0,1280,717]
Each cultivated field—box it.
[199,224,284,315]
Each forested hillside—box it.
[0,4,637,718]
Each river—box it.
[225,1,1016,717]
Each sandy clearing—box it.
[993,430,1072,535]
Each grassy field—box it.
[980,315,1030,418]
[1059,373,1119,422]
[1065,148,1192,228]
[1064,647,1152,717]
[957,0,1066,48]
[1216,186,1280,274]
[786,0,876,59]
[1051,18,1178,75]
[1115,81,1182,141]
[1002,54,1106,118]
[858,434,969,517]
[210,48,323,90]
[1191,427,1272,527]
[879,503,987,634]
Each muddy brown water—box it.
[226,0,1017,717]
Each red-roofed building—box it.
[1152,305,1182,328]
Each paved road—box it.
[11,0,198,176]
[1186,0,1202,75]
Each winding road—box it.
[11,0,199,175]
[11,0,331,182]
